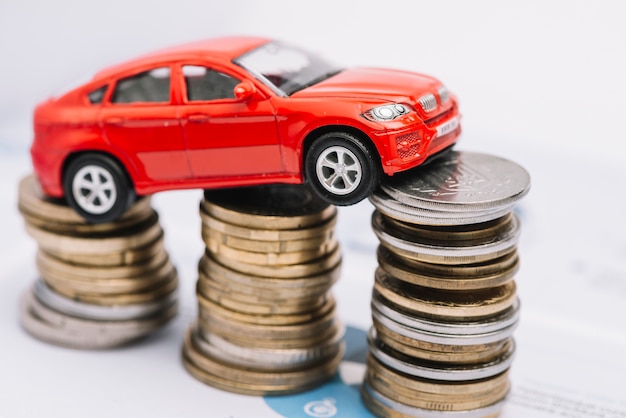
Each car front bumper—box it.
[377,111,461,176]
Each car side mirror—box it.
[234,80,256,101]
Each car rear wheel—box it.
[63,153,135,223]
[305,132,380,206]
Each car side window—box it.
[111,67,171,104]
[87,85,108,104]
[183,65,239,101]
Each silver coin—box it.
[368,328,515,381]
[373,290,520,337]
[379,151,530,212]
[362,380,509,418]
[371,293,519,346]
[369,190,515,226]
[372,310,517,347]
[371,189,516,216]
[33,279,178,321]
[191,322,345,371]
[372,212,521,260]
[20,287,176,349]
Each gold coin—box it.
[382,246,519,279]
[192,321,344,371]
[198,268,330,301]
[360,384,499,418]
[374,322,513,363]
[366,367,510,411]
[18,174,152,229]
[366,354,510,396]
[197,318,336,348]
[360,384,502,418]
[201,185,336,229]
[377,246,518,290]
[372,317,511,354]
[371,375,507,407]
[48,270,178,306]
[370,330,515,383]
[198,263,335,302]
[182,326,343,396]
[360,386,399,418]
[376,211,514,243]
[206,236,338,266]
[379,239,516,266]
[202,228,334,253]
[37,247,169,279]
[210,244,341,279]
[183,354,317,396]
[373,211,520,265]
[374,268,517,320]
[41,234,165,267]
[200,209,337,242]
[197,301,337,341]
[39,255,176,295]
[196,291,335,326]
[197,278,328,315]
[25,211,163,254]
[186,326,342,383]
[367,371,509,411]
[19,202,152,235]
[199,253,339,293]
[198,316,341,349]
[197,271,328,305]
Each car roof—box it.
[92,36,272,81]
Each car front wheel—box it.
[305,132,380,206]
[63,153,135,223]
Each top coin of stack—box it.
[183,184,345,395]
[363,151,530,418]
[18,175,178,349]
[370,151,530,226]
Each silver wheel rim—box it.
[72,165,117,215]
[315,145,362,195]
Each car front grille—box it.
[418,94,437,112]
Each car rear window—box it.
[111,67,171,104]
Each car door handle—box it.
[187,114,210,123]
[104,117,126,125]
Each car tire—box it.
[63,153,135,224]
[305,132,380,206]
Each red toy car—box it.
[31,36,461,223]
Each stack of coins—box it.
[18,175,178,349]
[183,185,345,395]
[363,151,530,417]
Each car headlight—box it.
[362,103,410,122]
[438,86,449,103]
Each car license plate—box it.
[436,116,459,137]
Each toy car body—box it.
[31,36,461,222]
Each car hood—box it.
[291,67,442,103]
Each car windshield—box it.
[234,42,343,96]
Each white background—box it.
[1,1,626,417]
